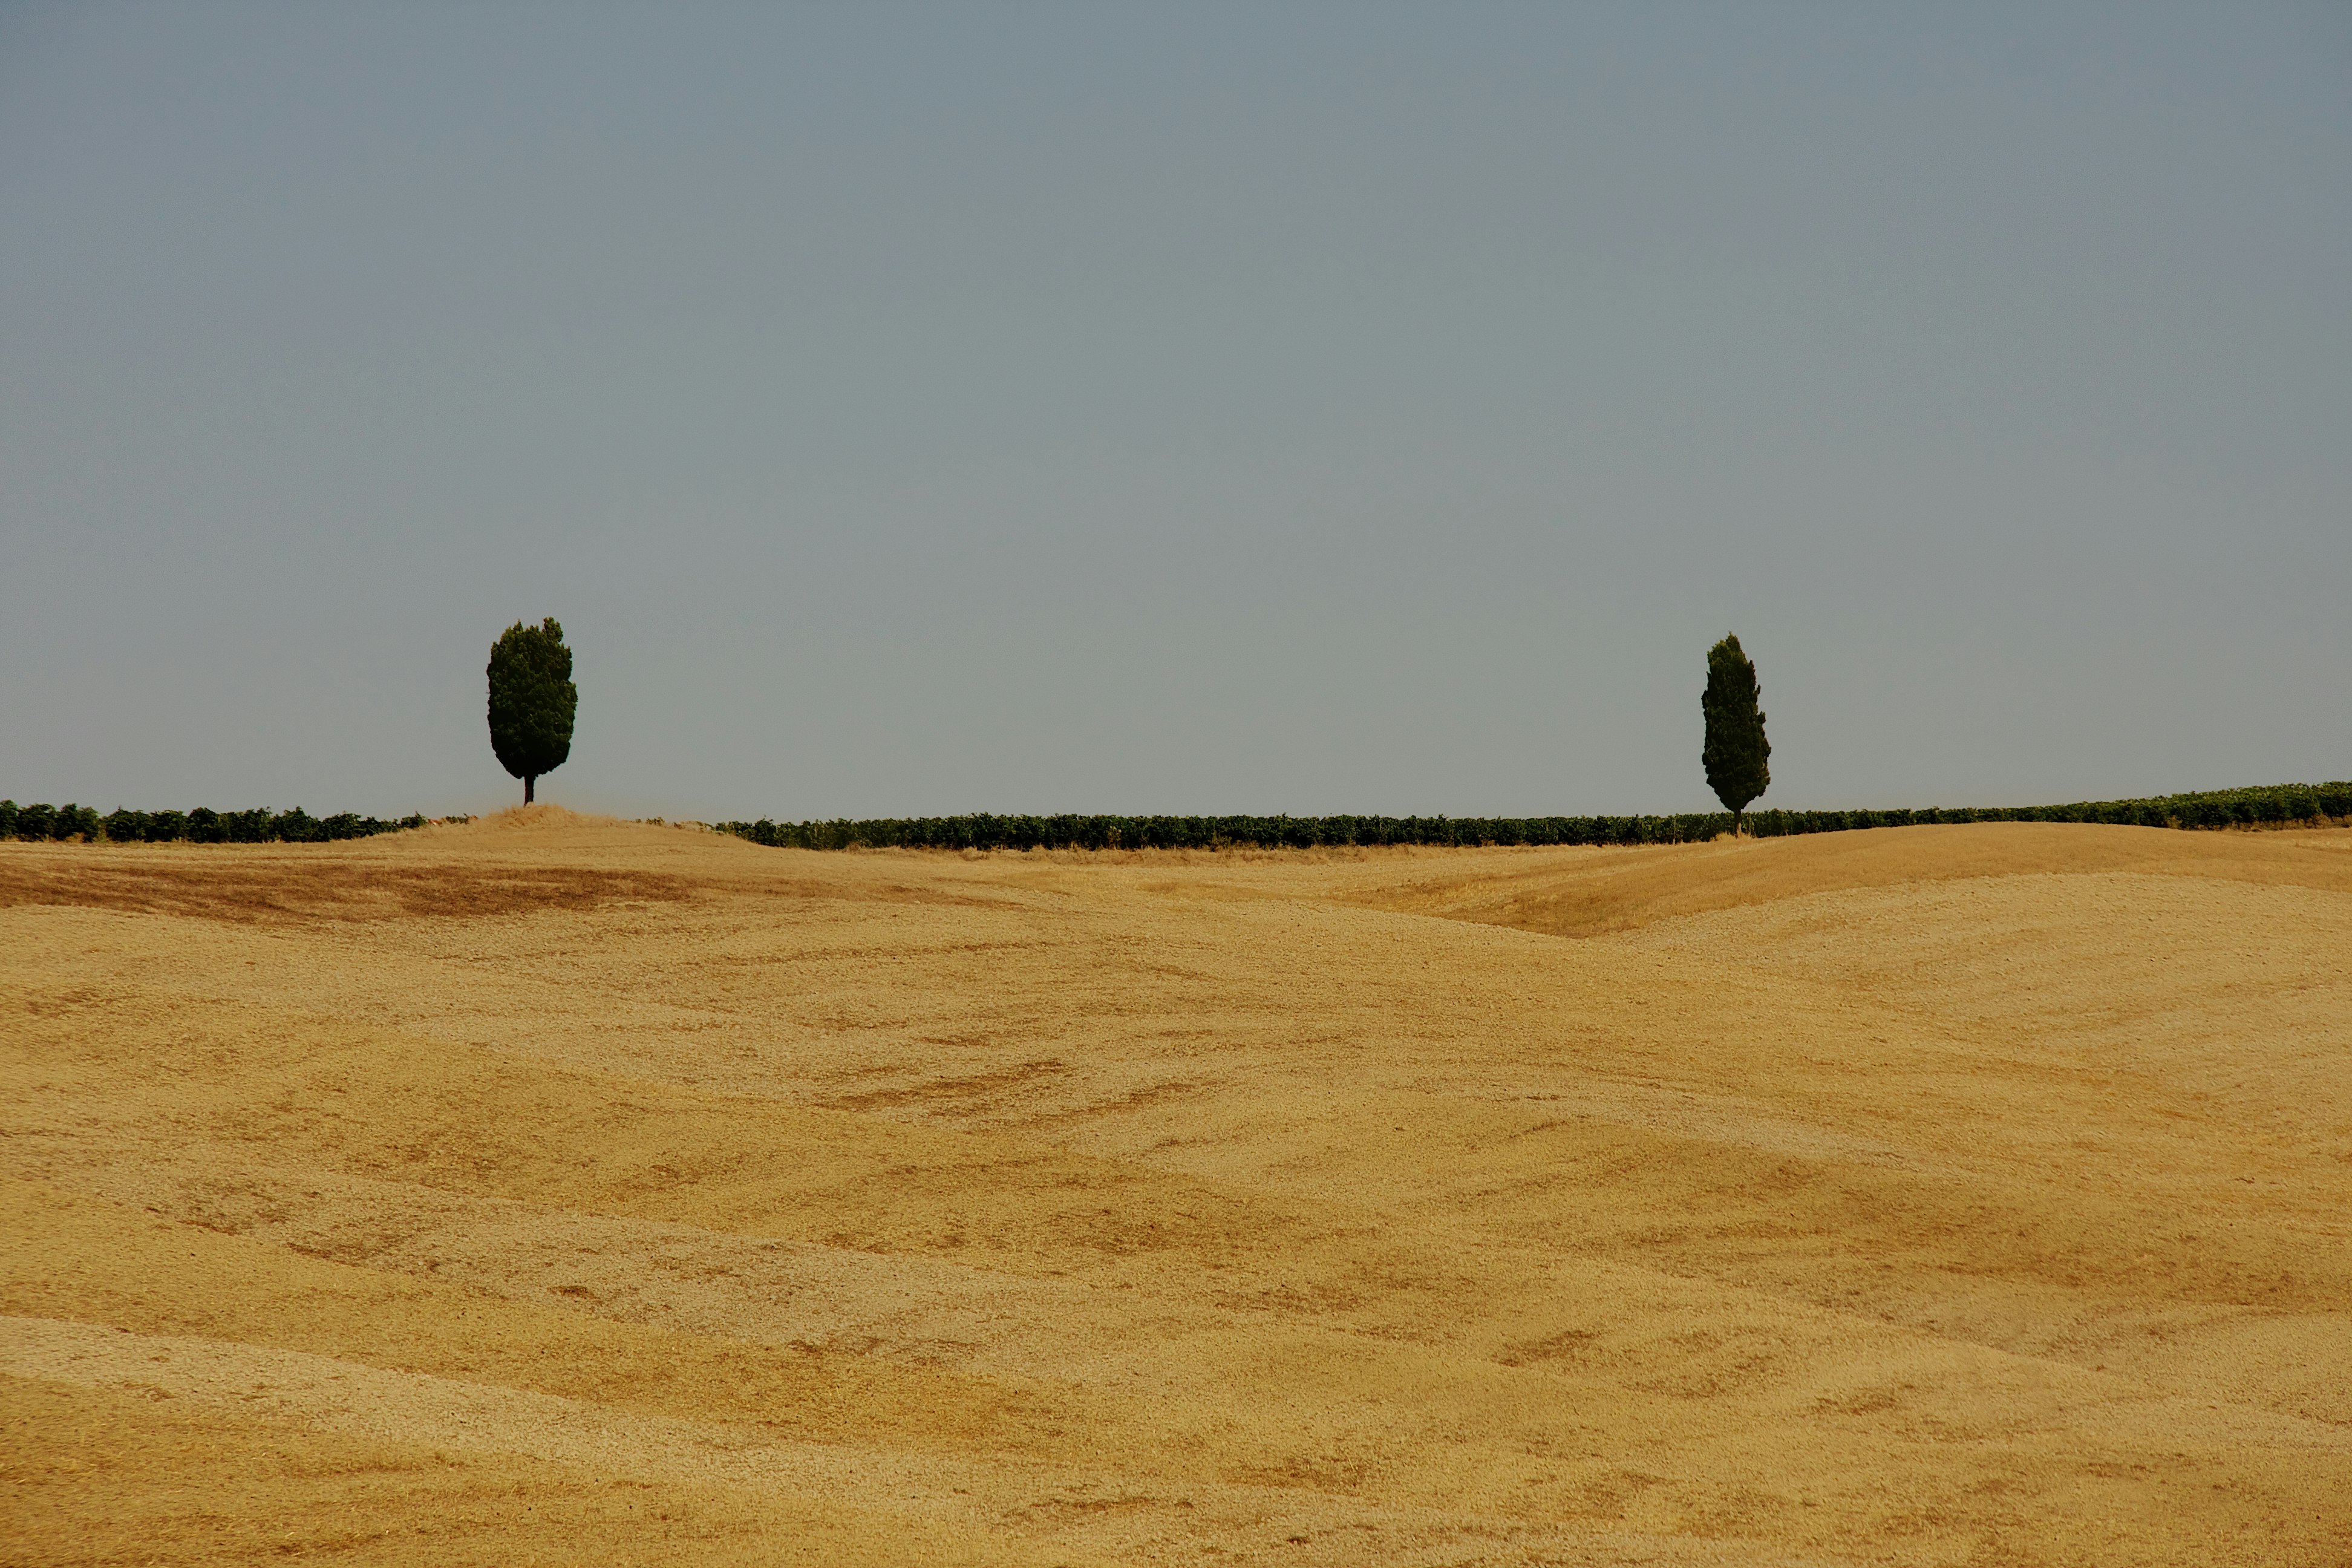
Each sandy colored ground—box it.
[4,809,2348,1566]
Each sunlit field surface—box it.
[6,809,2349,1566]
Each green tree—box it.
[1701,633,1770,835]
[486,617,577,804]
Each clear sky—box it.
[4,3,2345,820]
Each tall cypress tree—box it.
[1702,633,1770,835]
[486,617,577,804]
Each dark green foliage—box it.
[1701,634,1770,831]
[222,808,277,843]
[715,782,2352,854]
[2,801,103,840]
[486,617,577,804]
[4,805,428,844]
[6,785,2343,858]
[716,812,1745,852]
[1740,780,2352,836]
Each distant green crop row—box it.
[0,802,429,844]
[716,781,2352,854]
[7,781,2342,852]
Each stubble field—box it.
[4,809,2349,1566]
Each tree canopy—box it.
[486,617,577,803]
[1702,633,1769,831]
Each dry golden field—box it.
[5,809,2350,1566]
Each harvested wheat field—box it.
[4,808,2350,1566]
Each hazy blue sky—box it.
[4,3,2345,819]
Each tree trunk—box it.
[524,775,535,804]
[1734,808,1743,838]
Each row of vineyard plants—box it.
[6,782,2342,852]
[0,802,429,843]
[716,781,2352,854]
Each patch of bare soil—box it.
[1342,819,2352,937]
[4,822,2348,1566]
[0,856,699,923]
